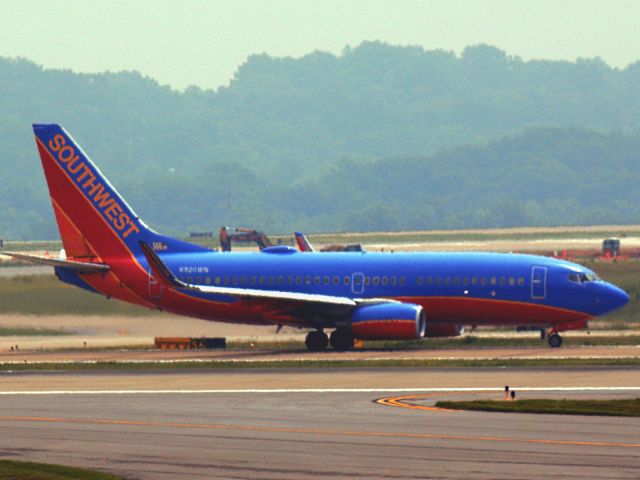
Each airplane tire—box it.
[330,329,354,351]
[305,330,328,351]
[548,333,563,348]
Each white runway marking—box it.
[0,386,639,395]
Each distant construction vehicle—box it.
[219,227,273,252]
[294,231,364,252]
[602,238,621,258]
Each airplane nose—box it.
[606,284,629,311]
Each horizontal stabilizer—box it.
[0,251,110,273]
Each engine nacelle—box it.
[351,303,426,340]
[424,324,464,338]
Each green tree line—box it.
[1,42,639,238]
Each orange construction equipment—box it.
[219,227,273,252]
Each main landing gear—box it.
[305,329,355,351]
[547,332,563,348]
[305,330,329,351]
[330,329,354,351]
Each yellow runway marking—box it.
[376,391,492,412]
[377,390,507,412]
[0,415,638,450]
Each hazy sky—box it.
[2,0,639,90]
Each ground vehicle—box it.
[602,238,621,257]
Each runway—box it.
[0,367,639,479]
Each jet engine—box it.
[351,303,426,340]
[423,324,464,338]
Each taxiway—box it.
[0,367,638,479]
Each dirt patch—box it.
[0,314,304,351]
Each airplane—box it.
[294,232,315,252]
[2,124,629,351]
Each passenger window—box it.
[344,276,350,285]
[333,276,340,285]
[417,276,424,286]
[250,276,257,285]
[509,277,515,286]
[373,276,380,285]
[426,277,433,285]
[241,276,247,285]
[232,276,238,285]
[214,276,221,285]
[390,276,397,286]
[490,276,497,285]
[481,277,487,285]
[277,276,284,285]
[324,276,330,285]
[499,277,506,286]
[463,277,469,286]
[444,277,451,286]
[381,276,388,285]
[434,277,441,286]
[296,276,302,285]
[259,276,265,285]
[517,277,525,286]
[188,277,194,284]
[453,277,460,285]
[196,277,202,284]
[287,276,293,285]
[223,276,228,285]
[399,276,406,286]
[471,277,479,286]
[205,277,211,285]
[305,276,311,285]
[314,276,321,285]
[268,276,275,285]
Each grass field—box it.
[2,357,639,372]
[5,225,640,252]
[0,275,155,316]
[435,398,640,417]
[0,327,70,336]
[0,460,124,480]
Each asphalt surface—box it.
[2,345,640,364]
[0,367,639,479]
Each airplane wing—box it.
[139,241,390,307]
[1,251,110,273]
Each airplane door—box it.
[148,270,163,299]
[351,272,365,295]
[531,266,547,299]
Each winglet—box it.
[294,232,315,252]
[138,241,189,289]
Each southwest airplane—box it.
[3,124,629,351]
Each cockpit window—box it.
[568,272,600,283]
